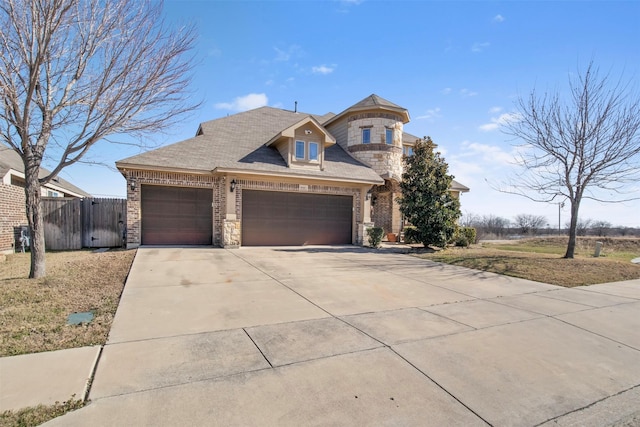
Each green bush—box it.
[367,227,384,248]
[452,227,477,247]
[402,226,419,244]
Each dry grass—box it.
[0,249,136,357]
[415,237,640,287]
[0,397,84,427]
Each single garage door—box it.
[141,185,212,245]
[242,190,352,246]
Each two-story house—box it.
[116,94,469,248]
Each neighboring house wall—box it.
[0,184,27,253]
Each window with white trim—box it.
[403,146,414,156]
[295,140,305,159]
[309,142,319,161]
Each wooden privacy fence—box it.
[42,197,126,250]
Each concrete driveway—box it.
[46,246,640,426]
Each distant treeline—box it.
[460,213,639,240]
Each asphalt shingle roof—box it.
[117,107,384,183]
[0,146,91,196]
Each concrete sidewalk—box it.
[4,246,640,426]
[0,345,100,411]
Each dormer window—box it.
[385,128,393,145]
[294,140,319,162]
[309,142,319,161]
[295,140,305,159]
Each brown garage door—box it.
[242,190,352,246]
[141,185,212,245]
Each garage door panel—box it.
[242,190,352,246]
[141,185,212,245]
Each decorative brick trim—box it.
[348,112,402,122]
[348,144,402,154]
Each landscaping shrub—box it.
[452,226,477,247]
[403,226,419,244]
[367,227,384,248]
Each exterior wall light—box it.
[129,179,136,191]
[230,179,237,192]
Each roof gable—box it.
[116,106,383,184]
[265,116,336,147]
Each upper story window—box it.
[362,128,371,144]
[309,142,319,161]
[294,140,319,162]
[295,140,305,159]
[385,128,393,145]
[403,146,414,156]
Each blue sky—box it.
[59,0,640,228]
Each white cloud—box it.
[478,112,522,132]
[214,93,268,112]
[488,106,503,114]
[273,45,303,62]
[460,88,478,97]
[441,87,453,95]
[492,14,505,23]
[416,107,442,121]
[311,64,336,75]
[460,140,514,165]
[471,42,490,53]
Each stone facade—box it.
[0,184,27,253]
[345,113,404,181]
[338,112,406,235]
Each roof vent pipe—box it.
[294,101,297,113]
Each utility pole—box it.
[558,201,564,234]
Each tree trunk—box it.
[24,164,46,278]
[564,199,580,259]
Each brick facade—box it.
[123,170,217,249]
[122,170,366,248]
[0,184,27,253]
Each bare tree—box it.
[514,214,547,235]
[590,220,612,237]
[0,0,199,278]
[566,218,593,236]
[503,62,640,258]
[481,214,511,237]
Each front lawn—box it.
[0,249,135,357]
[415,237,640,287]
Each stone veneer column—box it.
[222,219,241,248]
[126,174,140,249]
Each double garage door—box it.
[141,186,353,246]
[242,190,353,246]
